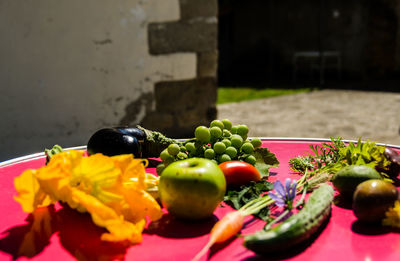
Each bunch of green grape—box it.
[157,119,262,174]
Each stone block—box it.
[140,111,175,132]
[148,21,217,54]
[198,51,218,78]
[179,0,218,20]
[154,77,217,113]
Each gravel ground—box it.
[217,89,400,146]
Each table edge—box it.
[1,138,399,167]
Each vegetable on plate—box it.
[218,160,262,187]
[87,126,179,158]
[86,119,279,179]
[289,138,400,180]
[331,165,382,198]
[192,210,245,261]
[243,184,334,254]
[352,179,399,223]
[158,158,226,220]
[14,150,163,244]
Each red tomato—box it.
[218,161,261,186]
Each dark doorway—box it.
[218,0,400,91]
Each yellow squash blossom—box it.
[382,200,400,228]
[14,150,162,244]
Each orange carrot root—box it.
[191,211,245,261]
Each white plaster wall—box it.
[0,0,196,161]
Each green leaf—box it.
[253,147,280,178]
[224,180,273,220]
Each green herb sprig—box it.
[289,137,395,185]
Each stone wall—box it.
[141,0,218,137]
[0,0,218,160]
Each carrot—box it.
[191,210,245,261]
[191,194,276,260]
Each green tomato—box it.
[210,120,225,130]
[159,158,226,220]
[221,119,233,130]
[195,126,211,143]
[353,179,399,223]
[168,144,180,156]
[210,126,223,138]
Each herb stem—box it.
[240,195,275,216]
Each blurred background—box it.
[1,0,399,161]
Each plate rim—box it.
[1,138,399,167]
[0,145,87,167]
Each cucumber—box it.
[243,184,334,254]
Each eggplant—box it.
[384,147,400,178]
[87,126,181,158]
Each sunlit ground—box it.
[217,89,400,145]
[217,87,316,104]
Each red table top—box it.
[0,139,399,261]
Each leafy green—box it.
[289,137,394,181]
[224,180,273,220]
[339,138,391,173]
[253,147,280,178]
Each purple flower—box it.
[269,178,297,209]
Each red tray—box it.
[0,139,399,260]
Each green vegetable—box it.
[289,137,397,183]
[158,119,279,178]
[332,165,382,198]
[194,126,211,143]
[159,158,226,220]
[243,184,334,254]
[252,147,279,178]
[353,179,399,223]
[137,126,182,157]
[340,139,392,176]
[224,180,273,220]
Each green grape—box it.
[156,163,165,175]
[230,134,243,148]
[251,138,262,148]
[210,119,225,130]
[210,126,223,138]
[241,142,254,154]
[225,146,237,158]
[211,159,219,165]
[237,124,249,137]
[185,142,196,153]
[180,146,187,152]
[160,149,171,161]
[195,126,211,143]
[213,142,226,154]
[204,148,215,159]
[167,143,180,156]
[163,155,175,165]
[245,155,257,165]
[221,119,232,130]
[230,126,238,134]
[221,139,231,147]
[223,129,231,137]
[218,154,231,163]
[177,152,188,160]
